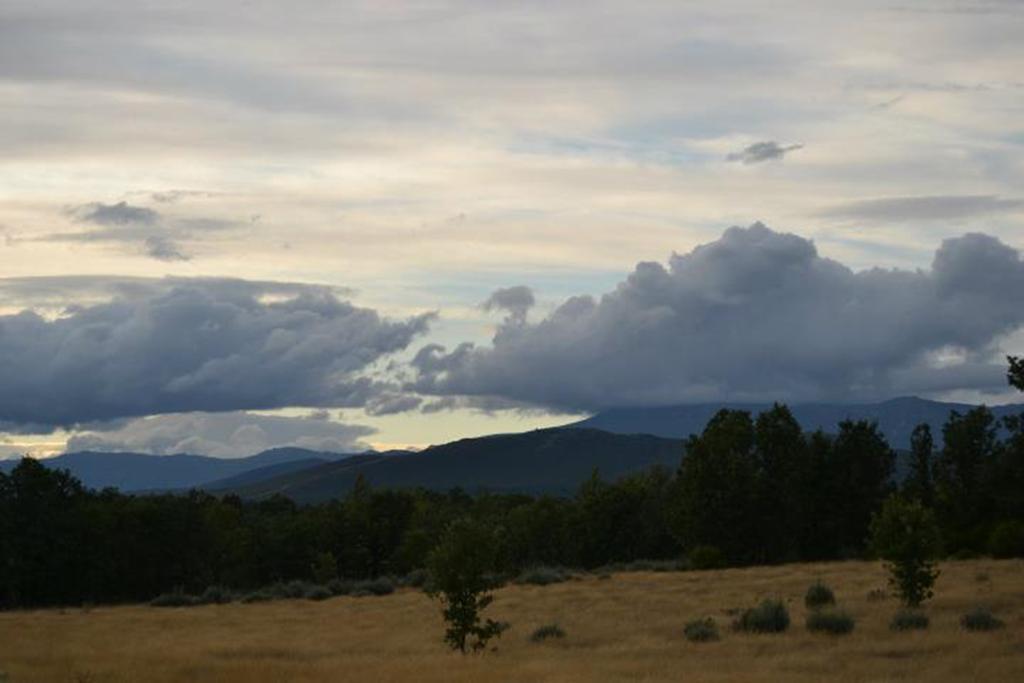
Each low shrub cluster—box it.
[530,624,566,642]
[804,582,836,609]
[806,609,855,635]
[151,576,398,608]
[733,600,790,633]
[149,590,199,608]
[516,566,573,586]
[688,546,726,570]
[960,607,1005,631]
[890,609,929,631]
[803,582,854,635]
[683,617,719,642]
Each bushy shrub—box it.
[240,590,274,604]
[960,607,1005,631]
[689,545,725,570]
[354,577,395,596]
[620,559,688,572]
[683,617,719,642]
[327,578,354,596]
[400,569,428,588]
[150,590,198,608]
[734,599,790,633]
[280,580,317,599]
[989,520,1024,558]
[890,609,929,631]
[804,582,836,609]
[806,609,855,635]
[530,624,566,642]
[197,585,235,605]
[516,566,572,586]
[304,585,332,601]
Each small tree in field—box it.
[869,496,942,607]
[426,518,506,653]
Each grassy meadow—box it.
[1,559,1021,683]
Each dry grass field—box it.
[1,559,1022,683]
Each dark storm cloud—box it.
[819,195,1024,222]
[0,279,433,429]
[365,393,423,416]
[482,285,535,325]
[76,201,160,226]
[143,235,190,261]
[411,224,1024,411]
[726,141,803,164]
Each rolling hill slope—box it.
[209,428,683,502]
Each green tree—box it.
[935,407,999,551]
[903,423,935,506]
[829,420,896,555]
[1009,355,1024,391]
[869,496,942,607]
[753,403,810,562]
[669,409,759,564]
[426,518,506,653]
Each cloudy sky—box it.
[2,0,1023,457]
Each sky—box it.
[1,0,1023,457]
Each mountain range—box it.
[570,396,1024,450]
[3,397,1021,502]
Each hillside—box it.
[570,396,1024,449]
[209,428,683,502]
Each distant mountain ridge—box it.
[3,397,1020,501]
[569,396,1024,449]
[0,447,364,492]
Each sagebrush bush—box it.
[960,607,1005,631]
[516,566,571,586]
[683,617,719,642]
[689,545,726,570]
[197,585,235,605]
[806,608,855,635]
[734,599,790,633]
[240,590,274,604]
[327,578,354,596]
[400,569,428,588]
[890,609,929,631]
[150,590,198,608]
[804,581,836,609]
[278,580,317,600]
[356,577,395,596]
[530,624,566,642]
[621,559,688,572]
[304,585,332,601]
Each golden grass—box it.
[1,559,1022,682]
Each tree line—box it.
[2,400,1023,610]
